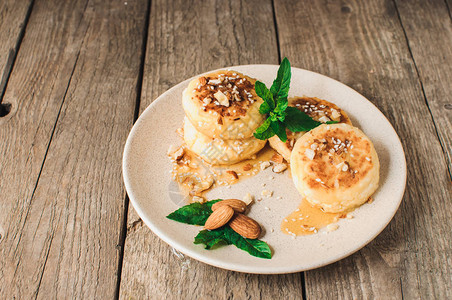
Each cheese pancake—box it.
[269,97,352,162]
[291,123,379,213]
[183,117,266,165]
[182,70,264,140]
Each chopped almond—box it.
[243,163,252,171]
[260,161,271,170]
[176,127,184,137]
[243,193,254,205]
[214,90,229,107]
[226,170,239,180]
[272,163,287,173]
[271,153,284,164]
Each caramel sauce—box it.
[170,145,277,203]
[194,70,256,118]
[281,199,343,236]
[170,141,355,236]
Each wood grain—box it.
[274,0,452,299]
[395,0,452,177]
[119,0,304,299]
[0,0,92,297]
[0,0,147,298]
[0,0,33,98]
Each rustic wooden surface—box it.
[0,0,147,298]
[0,0,33,100]
[275,0,452,299]
[0,0,450,299]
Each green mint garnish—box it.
[254,57,330,142]
[166,199,221,225]
[166,200,272,259]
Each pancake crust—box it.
[290,123,379,213]
[182,70,264,140]
[269,97,352,162]
[183,117,266,165]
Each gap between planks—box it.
[271,0,282,64]
[392,0,452,179]
[0,0,35,105]
[114,0,152,298]
[444,0,452,20]
[12,3,93,294]
[32,52,81,299]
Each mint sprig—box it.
[166,199,221,225]
[195,227,272,259]
[253,57,326,142]
[166,200,272,259]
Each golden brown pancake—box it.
[183,117,266,165]
[269,96,352,161]
[182,70,264,140]
[290,123,379,213]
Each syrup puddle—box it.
[281,199,344,236]
[170,143,352,236]
[169,145,277,203]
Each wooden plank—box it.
[395,0,452,177]
[0,0,33,97]
[274,0,452,299]
[0,0,147,298]
[0,0,91,297]
[119,0,305,299]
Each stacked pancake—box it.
[180,70,380,213]
[182,70,267,165]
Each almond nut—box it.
[243,163,252,171]
[212,199,247,213]
[199,76,207,85]
[229,213,261,239]
[242,193,254,205]
[226,170,239,180]
[271,153,284,164]
[204,205,234,230]
[272,163,287,173]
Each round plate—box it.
[123,65,406,274]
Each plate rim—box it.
[122,64,407,274]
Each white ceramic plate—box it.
[123,65,406,274]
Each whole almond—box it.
[212,199,247,213]
[229,213,261,239]
[204,205,234,230]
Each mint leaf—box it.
[167,200,273,259]
[253,118,275,140]
[255,81,275,110]
[270,120,288,142]
[253,57,327,143]
[274,97,288,115]
[223,227,272,259]
[284,107,321,132]
[270,57,291,100]
[166,199,222,225]
[194,227,272,259]
[259,101,272,115]
[204,199,221,210]
[194,229,230,249]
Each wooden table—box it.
[1,0,451,298]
